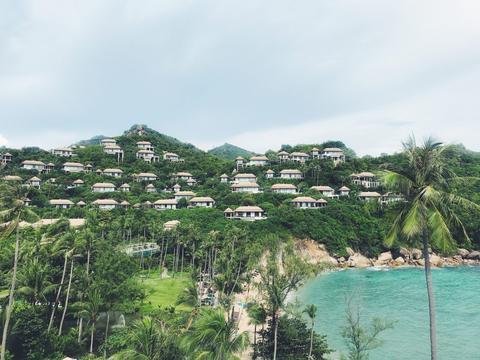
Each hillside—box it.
[208,142,255,160]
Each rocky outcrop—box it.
[374,251,393,266]
[457,248,470,257]
[347,253,372,268]
[467,251,480,260]
[294,239,338,266]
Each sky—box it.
[1,0,480,156]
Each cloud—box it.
[0,1,480,154]
[0,134,8,147]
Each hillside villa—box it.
[233,173,257,183]
[231,182,260,193]
[51,147,74,157]
[63,162,85,173]
[321,147,345,163]
[72,179,84,187]
[103,168,123,177]
[248,155,269,166]
[277,150,290,162]
[92,199,119,210]
[134,173,158,182]
[188,196,215,208]
[145,184,157,193]
[290,151,309,163]
[21,160,46,172]
[119,183,130,192]
[174,191,196,200]
[50,199,74,209]
[279,169,303,179]
[265,169,275,179]
[271,183,297,194]
[224,206,266,221]
[91,182,116,193]
[26,176,41,188]
[136,150,159,163]
[220,174,229,183]
[101,138,117,147]
[291,196,327,209]
[310,185,336,198]
[1,153,12,164]
[172,172,194,181]
[163,152,181,162]
[154,199,177,210]
[136,141,155,151]
[358,191,382,201]
[351,172,380,188]
[338,186,351,196]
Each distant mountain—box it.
[74,135,108,146]
[208,143,255,160]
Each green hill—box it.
[208,143,255,160]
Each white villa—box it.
[92,199,119,210]
[338,186,351,196]
[186,178,197,186]
[163,152,180,162]
[381,192,404,204]
[231,182,260,193]
[279,169,303,179]
[358,191,382,201]
[72,179,84,187]
[136,141,154,151]
[45,163,55,172]
[224,206,266,221]
[118,183,130,192]
[103,144,124,159]
[134,173,158,182]
[174,191,196,201]
[120,200,130,208]
[271,183,297,194]
[52,147,74,157]
[164,220,180,231]
[136,150,159,163]
[188,196,215,208]
[351,172,380,188]
[103,168,123,177]
[233,173,257,183]
[145,184,157,193]
[21,160,46,172]
[220,174,229,183]
[290,152,309,163]
[310,147,320,159]
[310,185,336,198]
[291,196,327,209]
[235,156,246,170]
[154,199,177,210]
[1,153,12,164]
[265,169,275,179]
[91,182,116,193]
[101,138,117,147]
[2,175,22,182]
[248,155,269,166]
[26,176,41,188]
[173,184,181,192]
[63,162,84,173]
[321,148,345,164]
[277,151,290,162]
[50,199,74,209]
[84,164,93,173]
[172,172,194,181]
[77,201,86,208]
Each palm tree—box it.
[17,257,55,305]
[0,183,38,360]
[303,304,317,360]
[382,137,479,360]
[183,308,249,360]
[78,288,103,354]
[246,303,267,357]
[175,282,199,308]
[109,316,163,360]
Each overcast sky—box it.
[1,1,480,155]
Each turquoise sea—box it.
[295,266,480,360]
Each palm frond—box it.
[428,209,454,253]
[401,199,423,239]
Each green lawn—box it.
[139,272,193,313]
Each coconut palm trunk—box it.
[309,320,314,359]
[1,224,20,360]
[48,252,68,332]
[422,230,437,360]
[58,259,74,336]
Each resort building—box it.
[173,184,181,193]
[338,186,351,196]
[351,172,380,188]
[91,182,116,193]
[225,206,266,221]
[265,169,275,179]
[172,172,194,181]
[119,183,131,192]
[103,144,124,161]
[321,148,345,164]
[92,199,119,210]
[277,150,290,162]
[154,199,177,210]
[136,150,159,163]
[188,196,215,208]
[358,191,382,201]
[1,153,12,164]
[2,175,22,182]
[96,169,103,175]
[76,201,86,208]
[51,147,74,157]
[103,168,123,178]
[134,173,158,182]
[72,179,84,187]
[84,164,93,173]
[310,185,336,198]
[235,156,246,170]
[120,200,130,209]
[231,182,260,193]
[290,152,309,163]
[279,169,303,179]
[248,155,269,166]
[310,147,320,159]
[136,141,154,151]
[271,183,297,194]
[233,173,257,183]
[164,220,180,231]
[381,192,404,204]
[291,197,327,209]
[45,163,55,172]
[21,160,46,172]
[174,191,196,201]
[26,176,41,188]
[63,162,84,173]
[186,178,197,186]
[220,174,229,183]
[101,138,117,147]
[50,199,74,209]
[163,152,180,162]
[145,184,157,193]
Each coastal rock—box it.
[457,248,470,258]
[411,248,422,260]
[399,247,410,258]
[394,256,405,265]
[467,251,480,260]
[338,257,346,263]
[377,251,393,263]
[294,239,338,266]
[346,247,355,257]
[429,254,444,267]
[348,253,372,268]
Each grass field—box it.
[140,272,193,313]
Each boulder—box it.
[429,254,444,267]
[346,247,355,257]
[338,257,346,263]
[467,251,480,260]
[411,248,422,260]
[399,247,410,258]
[457,248,470,258]
[348,253,372,268]
[394,256,405,265]
[377,251,393,263]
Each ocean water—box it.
[295,266,480,360]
